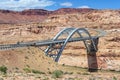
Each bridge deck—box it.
[0,36,97,50]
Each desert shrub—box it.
[0,65,7,74]
[23,68,45,74]
[52,70,63,78]
[112,76,117,80]
[48,71,52,74]
[32,69,45,74]
[25,56,29,59]
[23,68,31,73]
[64,71,73,75]
[82,72,90,75]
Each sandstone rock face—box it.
[51,8,94,14]
[0,8,120,28]
[44,10,120,29]
[0,9,48,24]
[20,9,52,15]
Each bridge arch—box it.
[45,28,98,62]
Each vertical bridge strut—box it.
[45,28,100,62]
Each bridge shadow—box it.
[87,38,99,72]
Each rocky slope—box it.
[0,9,48,24]
[0,8,120,27]
[44,9,120,29]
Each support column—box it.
[87,38,99,72]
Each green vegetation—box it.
[82,72,90,75]
[52,70,63,78]
[23,68,31,73]
[0,65,7,74]
[112,76,117,80]
[23,68,45,74]
[32,69,45,74]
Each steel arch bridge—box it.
[44,27,105,62]
[0,27,106,62]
